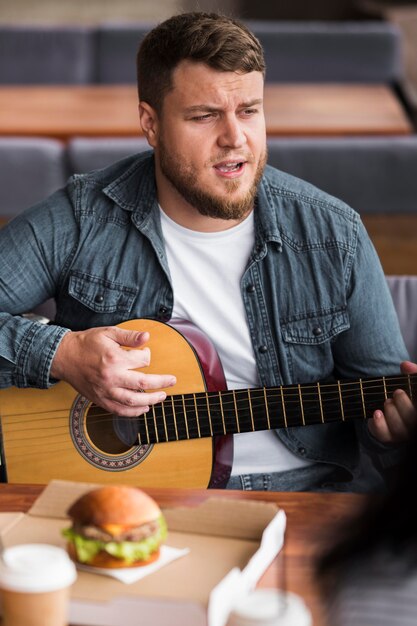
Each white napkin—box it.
[76,545,190,584]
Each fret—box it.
[161,401,169,441]
[317,382,324,424]
[247,389,255,431]
[151,406,159,443]
[383,376,388,400]
[206,394,213,437]
[408,375,413,401]
[337,380,345,421]
[171,396,179,440]
[181,396,190,439]
[218,392,226,435]
[280,386,288,428]
[233,390,240,433]
[298,384,306,426]
[151,403,166,442]
[193,394,201,438]
[359,379,367,419]
[263,387,271,429]
[143,411,150,444]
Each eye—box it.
[191,113,215,122]
[241,108,258,117]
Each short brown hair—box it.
[136,12,265,112]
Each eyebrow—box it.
[184,99,263,114]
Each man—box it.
[0,13,412,491]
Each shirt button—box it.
[258,345,268,354]
[94,294,104,303]
[158,306,168,316]
[246,284,256,293]
[312,326,322,337]
[298,447,306,456]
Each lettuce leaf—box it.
[62,515,167,564]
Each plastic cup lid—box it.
[0,544,77,593]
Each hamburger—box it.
[62,485,167,568]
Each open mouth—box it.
[214,161,245,175]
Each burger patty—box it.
[73,519,161,542]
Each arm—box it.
[0,190,76,389]
[0,190,175,414]
[332,219,410,448]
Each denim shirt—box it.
[0,152,408,490]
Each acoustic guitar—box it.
[0,318,414,488]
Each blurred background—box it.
[1,0,417,330]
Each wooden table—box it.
[0,483,365,626]
[0,84,412,140]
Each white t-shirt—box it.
[160,207,311,475]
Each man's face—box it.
[145,60,267,223]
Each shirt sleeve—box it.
[332,217,409,460]
[0,188,78,389]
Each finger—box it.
[103,400,151,418]
[391,389,417,432]
[121,371,176,390]
[136,372,177,390]
[113,388,168,409]
[111,328,151,349]
[370,396,411,443]
[123,346,151,368]
[369,409,393,443]
[400,360,417,375]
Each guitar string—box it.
[1,375,413,432]
[2,376,415,447]
[1,373,412,422]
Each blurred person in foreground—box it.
[318,360,417,625]
[0,13,413,491]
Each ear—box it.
[139,102,159,148]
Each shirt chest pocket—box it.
[68,271,137,319]
[281,308,350,381]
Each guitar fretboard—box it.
[137,373,416,445]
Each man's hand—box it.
[368,361,417,444]
[51,326,176,416]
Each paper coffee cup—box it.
[0,544,77,626]
[226,588,312,626]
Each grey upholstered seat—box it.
[96,20,402,85]
[0,138,66,221]
[246,20,403,83]
[0,26,95,84]
[67,137,150,173]
[267,137,417,214]
[96,23,155,84]
[387,276,417,362]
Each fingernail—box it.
[170,377,176,386]
[159,392,167,401]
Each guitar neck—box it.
[139,373,417,445]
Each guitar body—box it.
[0,319,233,488]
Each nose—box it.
[217,115,246,149]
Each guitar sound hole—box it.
[85,405,140,454]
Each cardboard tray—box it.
[0,480,286,626]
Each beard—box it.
[158,142,267,221]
